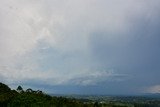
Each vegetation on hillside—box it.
[0,82,92,107]
[0,82,160,107]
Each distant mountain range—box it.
[142,93,160,98]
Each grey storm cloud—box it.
[0,0,160,94]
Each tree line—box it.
[0,82,97,107]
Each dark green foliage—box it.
[0,82,87,107]
[0,83,11,93]
[26,88,33,93]
[0,82,160,107]
[16,86,23,93]
[0,83,18,106]
[9,93,51,107]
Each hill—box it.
[0,82,91,107]
[0,82,160,107]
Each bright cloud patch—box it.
[146,85,160,93]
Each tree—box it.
[36,90,43,94]
[94,102,99,107]
[17,86,23,93]
[0,82,17,106]
[26,88,33,93]
[0,82,11,94]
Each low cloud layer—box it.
[145,85,160,93]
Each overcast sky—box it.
[0,0,160,95]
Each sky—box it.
[0,0,160,95]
